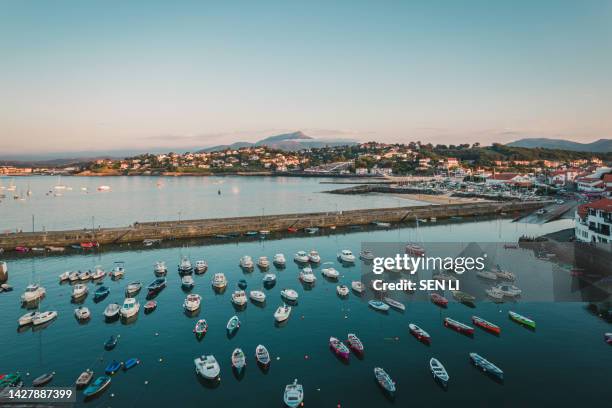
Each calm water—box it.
[1,218,611,407]
[0,176,420,232]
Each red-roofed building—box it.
[575,198,612,243]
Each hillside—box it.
[507,138,611,153]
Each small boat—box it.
[283,379,304,408]
[181,275,195,289]
[32,372,54,387]
[125,281,142,296]
[0,373,21,388]
[383,297,405,311]
[351,281,365,294]
[46,246,65,252]
[80,241,99,249]
[263,273,277,285]
[178,257,193,275]
[94,286,110,300]
[21,284,46,303]
[105,360,122,375]
[321,267,339,279]
[452,290,476,305]
[255,345,271,367]
[281,288,299,302]
[231,348,246,373]
[274,304,292,322]
[347,333,364,354]
[195,260,208,274]
[496,284,522,297]
[259,229,270,235]
[245,231,258,236]
[68,271,80,282]
[212,273,228,289]
[110,262,125,279]
[359,249,375,261]
[147,277,167,294]
[369,300,390,312]
[472,316,501,334]
[123,358,140,371]
[305,227,319,234]
[104,335,118,350]
[231,290,248,306]
[485,286,505,302]
[374,221,391,228]
[91,266,106,280]
[374,367,396,395]
[32,310,58,326]
[104,303,120,319]
[250,290,266,303]
[287,227,298,233]
[430,293,448,307]
[183,294,202,312]
[329,336,350,360]
[299,270,316,284]
[294,251,309,263]
[240,255,254,269]
[83,376,111,398]
[476,270,498,280]
[509,311,536,329]
[194,355,220,380]
[493,266,516,281]
[238,279,248,289]
[273,253,286,267]
[409,323,431,343]
[405,243,425,256]
[308,250,321,263]
[18,311,39,326]
[58,271,71,282]
[194,319,208,337]
[337,249,356,263]
[604,333,612,345]
[469,353,504,380]
[429,358,449,387]
[257,256,270,269]
[74,306,91,321]
[336,285,349,297]
[227,315,241,334]
[154,261,167,276]
[120,298,140,319]
[15,246,30,253]
[72,283,88,299]
[79,270,92,281]
[75,369,94,388]
[144,300,157,313]
[444,317,474,335]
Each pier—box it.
[0,201,547,252]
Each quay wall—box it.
[0,201,547,251]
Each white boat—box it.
[68,271,80,282]
[257,256,270,269]
[125,281,142,296]
[273,253,286,266]
[308,250,321,263]
[195,260,208,273]
[321,267,340,279]
[18,311,39,326]
[281,289,299,302]
[250,290,266,303]
[299,270,316,284]
[263,273,277,284]
[495,284,522,297]
[183,294,202,312]
[79,270,92,281]
[194,355,220,380]
[485,287,505,302]
[351,281,365,294]
[495,270,516,281]
[32,311,58,326]
[97,185,111,192]
[74,306,91,320]
[274,304,292,322]
[302,265,313,274]
[154,261,167,275]
[240,256,254,269]
[21,284,46,303]
[383,297,406,311]
[283,379,304,408]
[181,275,195,289]
[337,249,356,263]
[0,261,7,282]
[178,257,193,274]
[58,271,71,282]
[231,290,248,306]
[110,262,125,279]
[104,303,121,319]
[294,251,309,263]
[91,266,106,280]
[120,297,140,318]
[476,270,498,280]
[429,358,449,387]
[72,284,88,299]
[359,250,375,261]
[336,285,349,296]
[212,273,227,289]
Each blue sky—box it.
[1,0,611,154]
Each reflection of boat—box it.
[469,353,503,380]
[429,358,449,388]
[283,379,304,408]
[509,311,536,329]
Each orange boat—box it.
[472,316,501,335]
[80,241,99,249]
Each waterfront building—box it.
[575,198,612,243]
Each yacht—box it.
[120,298,140,318]
[274,304,292,322]
[195,260,208,274]
[249,290,266,303]
[294,251,309,263]
[154,261,167,276]
[337,250,356,263]
[257,256,270,269]
[194,355,220,380]
[321,268,340,279]
[71,284,88,299]
[308,250,321,263]
[231,290,248,306]
[21,284,46,303]
[212,273,227,289]
[178,257,193,275]
[273,253,286,267]
[183,294,202,312]
[240,256,254,269]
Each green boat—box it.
[0,373,21,387]
[509,311,536,329]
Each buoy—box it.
[276,356,280,360]
[304,355,309,360]
[155,332,159,336]
[110,393,115,398]
[144,381,149,385]
[159,358,163,362]
[26,372,30,376]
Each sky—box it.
[1,0,611,155]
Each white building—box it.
[575,198,612,243]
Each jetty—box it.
[0,201,547,252]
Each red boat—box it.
[287,227,298,233]
[471,316,501,335]
[15,246,30,253]
[444,317,474,335]
[80,241,99,249]
[329,337,350,360]
[409,323,431,343]
[430,293,448,307]
[405,243,425,257]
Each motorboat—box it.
[193,354,221,380]
[195,260,208,274]
[183,294,202,312]
[347,333,364,354]
[154,261,167,276]
[321,267,339,279]
[281,288,299,302]
[83,376,111,398]
[255,345,271,367]
[178,257,193,275]
[110,262,125,279]
[359,249,375,261]
[94,286,110,300]
[430,293,448,307]
[147,277,167,294]
[302,265,313,274]
[231,348,246,374]
[469,353,504,380]
[369,300,390,312]
[79,270,92,281]
[212,273,227,289]
[105,360,122,375]
[227,315,241,334]
[120,298,140,319]
[263,273,277,285]
[374,367,396,395]
[509,311,536,329]
[283,379,304,408]
[123,358,140,371]
[409,323,431,343]
[75,369,94,388]
[72,284,88,299]
[329,337,350,360]
[472,316,501,334]
[144,300,157,313]
[74,306,91,321]
[496,284,522,297]
[240,255,254,269]
[125,281,142,296]
[274,304,292,322]
[429,358,449,388]
[91,266,106,280]
[336,285,349,297]
[104,335,118,350]
[32,372,54,387]
[452,290,476,305]
[476,270,498,280]
[32,310,58,326]
[194,319,208,337]
[351,281,365,294]
[444,317,474,335]
[181,275,195,289]
[231,290,248,306]
[337,249,356,263]
[18,311,39,326]
[104,303,120,319]
[21,284,46,303]
[294,251,309,263]
[59,271,71,282]
[250,290,266,303]
[485,286,505,302]
[299,270,316,284]
[273,253,286,267]
[257,256,270,269]
[308,250,321,263]
[68,271,80,282]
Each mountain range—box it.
[198,131,358,152]
[507,138,611,153]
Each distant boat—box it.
[429,358,449,388]
[97,185,111,192]
[283,379,304,408]
[83,376,111,398]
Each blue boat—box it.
[104,335,118,350]
[369,300,390,312]
[147,278,166,294]
[83,376,111,398]
[469,353,503,380]
[105,360,122,375]
[226,315,241,334]
[123,358,140,371]
[94,286,110,300]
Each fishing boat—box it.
[178,257,193,275]
[321,267,339,279]
[430,293,448,307]
[181,275,195,289]
[255,345,271,367]
[91,266,106,280]
[212,273,228,289]
[227,315,241,334]
[123,358,140,371]
[409,323,431,343]
[183,294,202,312]
[231,290,248,306]
[71,283,88,299]
[75,369,93,388]
[469,353,504,380]
[351,281,365,294]
[32,310,58,326]
[32,372,54,387]
[240,255,254,269]
[18,311,39,326]
[429,358,449,388]
[83,376,111,398]
[347,333,364,354]
[383,297,405,311]
[147,277,167,294]
[452,290,476,305]
[257,256,270,269]
[283,379,304,408]
[476,270,498,280]
[110,262,125,279]
[374,367,396,395]
[154,261,167,276]
[294,251,309,263]
[337,249,356,263]
[194,319,208,337]
[74,306,91,321]
[405,243,425,256]
[195,260,208,274]
[194,355,220,380]
[125,281,142,296]
[104,303,120,319]
[485,286,505,302]
[369,300,390,312]
[509,311,536,329]
[250,290,266,303]
[359,249,375,261]
[281,288,299,302]
[105,360,122,375]
[231,348,246,374]
[444,317,474,335]
[273,253,286,267]
[79,270,92,281]
[299,269,316,284]
[21,284,46,303]
[329,337,350,360]
[94,286,110,300]
[274,304,292,322]
[308,250,321,263]
[120,298,140,319]
[472,316,501,334]
[144,300,157,313]
[104,335,118,350]
[263,273,277,285]
[336,285,350,297]
[495,284,522,297]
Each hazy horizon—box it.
[1,1,611,155]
